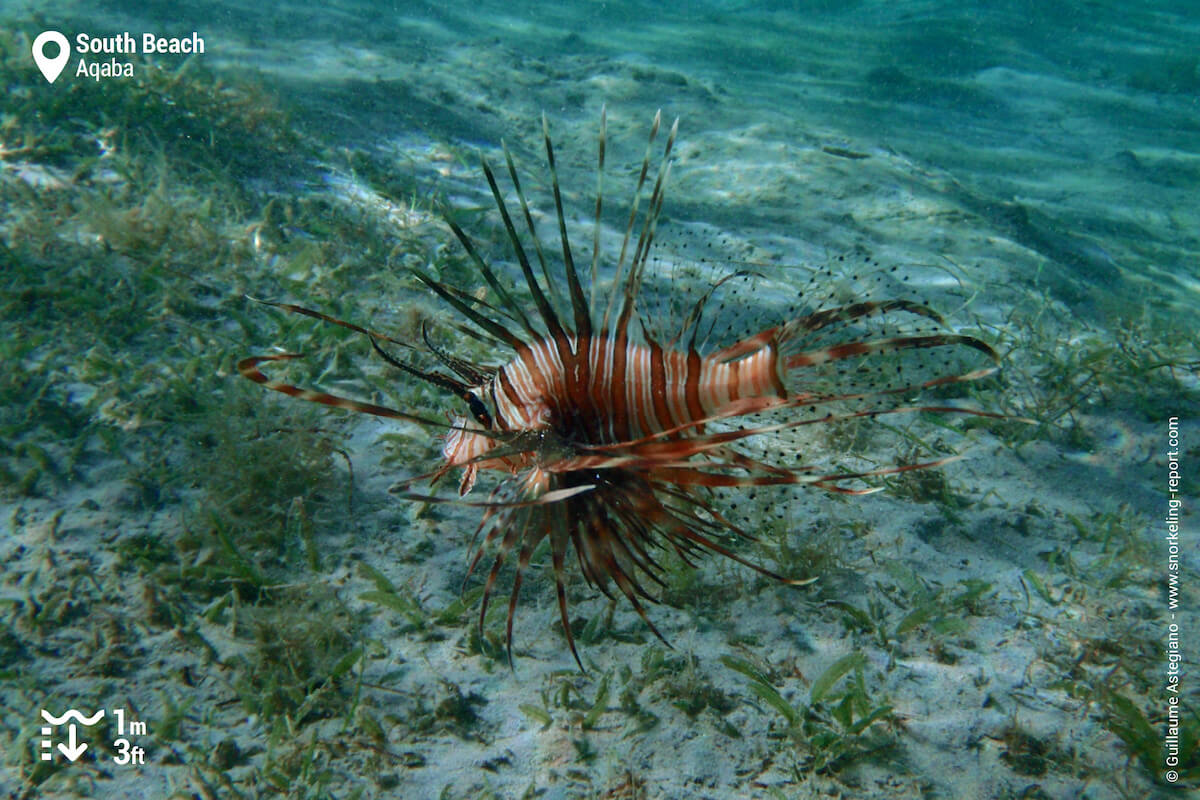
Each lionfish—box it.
[239,109,1002,668]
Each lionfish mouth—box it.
[239,108,1006,669]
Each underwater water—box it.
[1,0,1197,798]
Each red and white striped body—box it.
[443,334,787,491]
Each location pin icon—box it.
[32,31,70,84]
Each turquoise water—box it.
[1,2,1196,798]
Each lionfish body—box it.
[443,335,787,493]
[240,110,1002,667]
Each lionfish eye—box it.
[466,393,492,428]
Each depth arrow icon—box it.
[57,724,87,762]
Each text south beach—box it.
[75,32,204,55]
